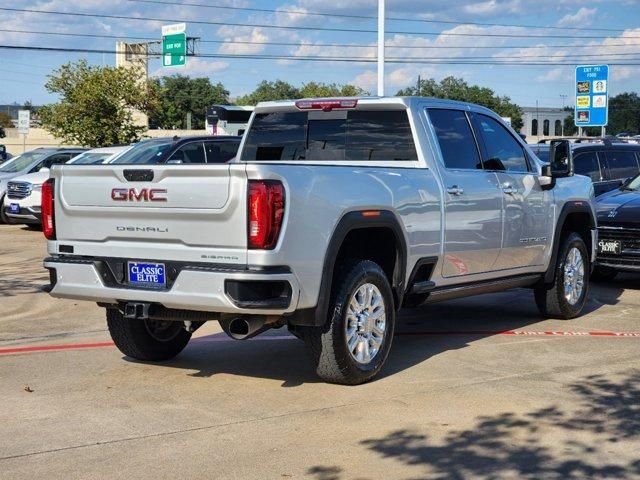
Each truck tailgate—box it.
[50,164,248,265]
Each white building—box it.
[520,107,572,142]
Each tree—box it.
[299,82,368,98]
[149,75,230,129]
[38,60,159,147]
[236,80,301,105]
[235,80,367,105]
[608,92,640,135]
[0,112,12,128]
[397,76,524,131]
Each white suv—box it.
[4,146,128,225]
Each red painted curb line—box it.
[1,330,639,356]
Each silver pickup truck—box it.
[44,97,597,384]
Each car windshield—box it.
[68,152,114,165]
[110,140,174,164]
[625,175,640,190]
[0,150,49,173]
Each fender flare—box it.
[288,210,408,327]
[544,201,596,284]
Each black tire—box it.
[534,232,590,319]
[302,260,395,385]
[591,265,618,282]
[106,309,191,361]
[0,196,13,224]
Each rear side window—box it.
[605,151,640,180]
[428,109,481,170]
[241,110,417,162]
[474,114,528,172]
[574,152,602,181]
[168,142,206,164]
[204,141,240,163]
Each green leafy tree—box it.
[397,76,524,131]
[608,92,640,135]
[149,75,230,129]
[39,60,158,147]
[299,82,368,98]
[236,80,368,106]
[236,80,301,105]
[0,112,12,128]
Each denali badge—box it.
[111,188,167,202]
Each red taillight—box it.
[248,180,285,250]
[295,99,358,111]
[41,178,55,240]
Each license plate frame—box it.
[597,239,622,255]
[9,203,19,214]
[127,261,166,288]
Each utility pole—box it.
[559,94,567,136]
[417,75,421,96]
[377,0,385,97]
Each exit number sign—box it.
[162,23,186,67]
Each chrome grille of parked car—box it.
[6,181,32,200]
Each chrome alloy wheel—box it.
[345,283,386,365]
[563,247,585,306]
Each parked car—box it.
[4,146,129,226]
[532,140,640,196]
[42,97,596,384]
[0,147,86,223]
[0,145,11,163]
[593,173,640,280]
[66,146,131,165]
[109,136,241,165]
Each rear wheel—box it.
[106,309,191,361]
[535,232,589,319]
[591,265,618,282]
[302,260,395,385]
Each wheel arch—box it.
[289,210,408,327]
[544,201,595,284]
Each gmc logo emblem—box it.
[111,188,168,202]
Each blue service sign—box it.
[575,65,609,127]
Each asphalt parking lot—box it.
[1,223,639,480]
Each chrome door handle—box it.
[446,185,464,196]
[502,184,517,195]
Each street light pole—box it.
[377,0,385,97]
[560,94,567,136]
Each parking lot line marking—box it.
[2,330,640,356]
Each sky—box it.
[1,0,639,108]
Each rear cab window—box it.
[240,109,418,162]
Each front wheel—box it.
[302,260,395,385]
[0,196,13,224]
[106,309,191,361]
[534,232,590,319]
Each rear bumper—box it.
[44,257,300,315]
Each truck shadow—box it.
[135,283,634,386]
[305,371,640,479]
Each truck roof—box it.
[254,96,498,117]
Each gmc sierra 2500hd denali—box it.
[43,97,597,384]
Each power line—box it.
[2,7,640,40]
[2,28,640,50]
[3,45,640,66]
[123,0,631,33]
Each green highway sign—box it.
[162,23,186,67]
